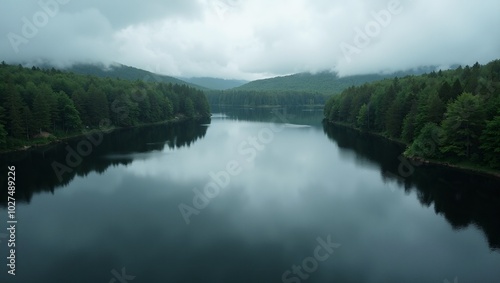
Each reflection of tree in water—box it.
[0,118,210,206]
[213,106,325,126]
[323,122,500,251]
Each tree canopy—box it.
[0,63,210,150]
[324,59,500,169]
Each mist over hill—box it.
[233,66,441,94]
[179,77,248,90]
[62,63,208,90]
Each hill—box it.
[324,60,500,171]
[63,63,208,90]
[234,67,440,95]
[180,77,248,90]
[0,62,211,151]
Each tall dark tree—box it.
[32,92,51,133]
[5,82,26,138]
[440,93,485,158]
[438,81,452,102]
[87,84,109,126]
[450,79,463,101]
[480,115,500,168]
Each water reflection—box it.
[0,118,210,206]
[323,122,500,250]
[1,110,499,283]
[212,106,325,127]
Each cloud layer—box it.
[1,0,499,79]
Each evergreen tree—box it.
[438,81,452,102]
[5,82,25,138]
[183,98,195,118]
[87,84,109,126]
[450,79,463,101]
[32,92,51,133]
[356,103,369,129]
[480,115,500,168]
[440,93,485,158]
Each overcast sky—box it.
[1,0,499,80]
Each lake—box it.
[1,107,499,283]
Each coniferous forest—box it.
[324,60,500,170]
[206,89,329,108]
[0,62,211,151]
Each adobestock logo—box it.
[340,0,403,63]
[7,0,70,54]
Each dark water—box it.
[1,108,499,283]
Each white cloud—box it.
[1,0,499,79]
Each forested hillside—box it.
[64,63,207,90]
[0,62,210,150]
[324,60,500,169]
[180,77,248,90]
[234,68,436,94]
[206,90,329,108]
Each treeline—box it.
[324,60,500,169]
[66,63,207,90]
[206,90,329,107]
[0,62,210,150]
[233,68,436,94]
[234,72,388,94]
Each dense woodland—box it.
[233,68,436,94]
[65,63,208,90]
[206,90,329,107]
[205,68,440,108]
[324,60,500,169]
[0,62,210,150]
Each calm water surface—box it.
[1,108,499,283]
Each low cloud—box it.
[1,0,499,79]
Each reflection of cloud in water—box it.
[283,123,311,128]
[103,152,169,161]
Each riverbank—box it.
[325,120,500,179]
[0,115,208,154]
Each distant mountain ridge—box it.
[37,62,451,95]
[234,66,444,94]
[62,63,208,90]
[179,77,248,90]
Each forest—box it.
[324,60,500,169]
[206,89,329,107]
[0,62,211,150]
[233,68,436,94]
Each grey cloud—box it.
[1,0,499,80]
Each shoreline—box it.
[325,120,500,179]
[0,115,208,155]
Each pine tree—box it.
[32,92,51,133]
[5,82,25,138]
[438,81,452,102]
[356,104,369,129]
[450,79,463,101]
[183,98,195,118]
[480,115,500,168]
[87,84,109,127]
[440,93,485,158]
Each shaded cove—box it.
[0,118,210,206]
[323,122,500,251]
